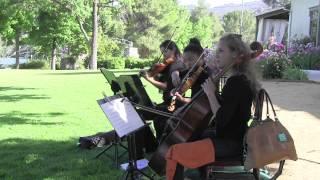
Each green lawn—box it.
[0,70,161,180]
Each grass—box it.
[0,69,161,180]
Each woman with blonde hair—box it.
[165,34,262,180]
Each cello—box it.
[148,41,264,175]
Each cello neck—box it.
[209,62,234,84]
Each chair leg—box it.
[253,168,260,180]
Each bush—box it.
[98,57,125,69]
[92,56,155,69]
[125,57,155,69]
[288,37,320,70]
[19,60,49,69]
[60,56,77,70]
[283,67,308,80]
[258,56,290,79]
[290,53,320,70]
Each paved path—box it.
[262,81,320,180]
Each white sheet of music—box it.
[98,97,144,138]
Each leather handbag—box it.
[244,89,298,170]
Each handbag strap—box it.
[263,89,279,121]
[252,89,278,122]
[253,88,265,122]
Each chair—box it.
[206,156,260,180]
[206,157,285,180]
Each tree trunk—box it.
[90,0,98,70]
[15,31,20,69]
[51,38,57,70]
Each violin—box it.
[141,56,175,77]
[167,63,207,112]
[148,41,264,175]
[140,27,179,78]
[167,41,264,111]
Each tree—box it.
[49,0,94,69]
[190,0,224,47]
[263,0,291,8]
[120,0,193,58]
[0,0,38,69]
[222,10,256,43]
[29,5,83,70]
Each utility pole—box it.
[317,0,320,46]
[240,0,244,35]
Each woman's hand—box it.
[140,70,153,81]
[202,78,220,115]
[201,78,216,98]
[174,92,184,102]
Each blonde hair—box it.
[219,34,261,96]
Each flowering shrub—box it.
[287,41,320,70]
[256,43,290,79]
[256,38,320,79]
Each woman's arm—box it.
[171,70,181,88]
[202,78,221,116]
[211,76,243,131]
[174,92,191,104]
[141,71,167,90]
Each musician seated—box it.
[140,40,185,142]
[143,38,209,142]
[173,38,209,104]
[165,34,261,180]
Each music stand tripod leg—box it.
[95,131,127,168]
[123,131,153,180]
[95,143,113,158]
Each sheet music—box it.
[98,97,144,138]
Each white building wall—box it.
[289,0,319,40]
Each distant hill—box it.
[211,1,268,16]
[184,1,269,17]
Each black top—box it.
[159,65,209,106]
[190,70,209,98]
[158,64,174,105]
[213,74,253,141]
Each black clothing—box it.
[153,67,208,142]
[213,74,253,141]
[172,74,254,179]
[158,65,173,105]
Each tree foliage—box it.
[190,0,224,47]
[262,0,291,8]
[222,10,256,43]
[0,0,227,68]
[0,0,39,68]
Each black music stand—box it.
[95,130,127,167]
[122,125,154,180]
[97,95,153,180]
[96,69,127,167]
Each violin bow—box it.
[154,14,191,63]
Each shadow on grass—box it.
[0,87,37,91]
[0,111,66,126]
[0,138,122,180]
[0,94,50,102]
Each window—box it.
[310,6,319,42]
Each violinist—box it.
[171,38,209,105]
[140,40,185,141]
[165,34,262,180]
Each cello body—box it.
[148,91,213,175]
